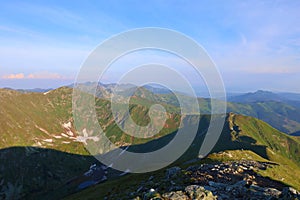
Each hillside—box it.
[0,87,90,154]
[226,90,300,134]
[0,86,180,152]
[0,86,300,199]
[227,101,300,135]
[0,86,182,199]
[129,88,300,134]
[64,113,300,199]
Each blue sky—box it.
[0,0,300,92]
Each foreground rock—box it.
[117,160,300,200]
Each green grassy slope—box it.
[64,113,300,199]
[0,87,87,153]
[228,113,300,163]
[0,86,181,153]
[227,101,300,134]
[142,90,300,134]
[1,86,300,199]
[0,86,183,199]
[212,113,300,189]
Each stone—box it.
[148,176,154,181]
[204,186,217,192]
[208,181,227,189]
[137,186,144,193]
[185,185,217,200]
[263,188,281,197]
[218,193,230,199]
[162,191,188,200]
[143,188,157,200]
[281,187,300,198]
[223,180,249,197]
[169,185,184,192]
[237,167,244,173]
[205,174,214,179]
[149,188,155,193]
[166,167,181,179]
[287,187,300,195]
[234,180,247,187]
[128,160,300,200]
[250,184,264,192]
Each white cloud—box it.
[27,72,65,79]
[2,73,25,79]
[2,72,67,80]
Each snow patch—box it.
[66,130,74,136]
[43,139,53,143]
[75,128,100,145]
[43,90,52,95]
[35,125,51,136]
[61,133,69,138]
[63,122,72,129]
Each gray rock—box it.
[249,184,264,192]
[137,186,144,193]
[204,186,217,192]
[185,185,202,198]
[281,187,300,199]
[217,193,230,200]
[143,188,156,200]
[168,185,184,192]
[208,181,227,189]
[225,179,248,193]
[148,176,154,181]
[185,185,217,200]
[162,191,188,200]
[263,188,281,197]
[222,180,249,197]
[233,180,247,187]
[287,187,300,195]
[165,167,181,179]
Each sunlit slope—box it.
[0,86,181,154]
[0,87,86,153]
[64,113,300,199]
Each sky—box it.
[0,0,300,93]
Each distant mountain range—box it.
[6,83,300,102]
[3,84,300,135]
[229,90,300,105]
[3,87,53,94]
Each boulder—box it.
[185,185,217,200]
[162,191,188,200]
[281,187,300,199]
[165,167,181,179]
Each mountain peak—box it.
[255,90,273,94]
[229,90,285,103]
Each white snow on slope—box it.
[43,90,52,95]
[75,128,100,145]
[63,122,72,129]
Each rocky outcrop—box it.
[118,160,300,200]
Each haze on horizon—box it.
[0,1,300,93]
